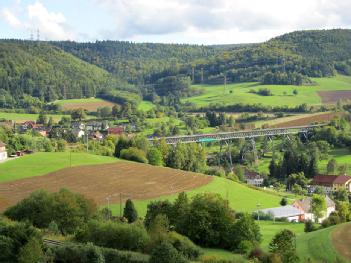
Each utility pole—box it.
[192,66,195,83]
[201,67,204,83]
[224,75,227,95]
[119,193,122,218]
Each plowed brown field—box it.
[318,90,351,104]
[332,223,351,261]
[62,101,116,111]
[0,162,212,211]
[273,112,343,128]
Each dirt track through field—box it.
[318,90,351,104]
[0,162,212,211]
[332,223,351,261]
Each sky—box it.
[0,0,351,44]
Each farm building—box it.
[244,170,264,187]
[292,196,335,223]
[310,175,351,194]
[256,205,304,222]
[0,141,7,162]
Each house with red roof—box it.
[107,126,124,136]
[311,175,351,194]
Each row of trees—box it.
[114,136,207,173]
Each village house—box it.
[0,141,8,162]
[244,170,264,187]
[310,175,351,194]
[292,196,335,223]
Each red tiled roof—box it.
[312,175,351,185]
[108,127,124,134]
[333,175,351,184]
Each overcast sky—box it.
[0,0,350,44]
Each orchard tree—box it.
[310,194,327,223]
[269,229,298,263]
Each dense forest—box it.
[2,29,351,109]
[0,40,139,108]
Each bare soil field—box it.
[332,223,351,261]
[318,90,351,104]
[0,162,212,211]
[273,112,343,128]
[62,101,116,111]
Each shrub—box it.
[75,220,150,252]
[149,241,188,263]
[304,220,316,232]
[168,231,201,260]
[123,199,138,223]
[120,147,148,163]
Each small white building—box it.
[72,128,85,138]
[0,141,8,162]
[256,205,304,222]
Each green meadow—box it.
[0,152,117,182]
[0,112,68,122]
[109,176,283,218]
[183,75,351,107]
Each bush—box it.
[52,242,149,263]
[120,147,148,163]
[75,220,150,252]
[149,241,188,263]
[304,220,316,232]
[123,199,138,223]
[168,231,201,260]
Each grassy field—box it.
[137,101,156,111]
[54,98,116,111]
[319,148,351,175]
[183,75,351,108]
[0,112,68,122]
[259,221,305,251]
[200,248,245,262]
[109,176,284,218]
[0,152,117,182]
[296,224,349,263]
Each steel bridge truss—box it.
[148,124,325,145]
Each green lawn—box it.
[258,221,305,251]
[0,152,118,182]
[0,112,68,122]
[137,101,156,111]
[200,248,246,262]
[108,176,284,218]
[183,75,351,108]
[319,148,351,174]
[296,224,348,263]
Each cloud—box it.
[27,1,74,40]
[0,8,22,28]
[95,0,351,43]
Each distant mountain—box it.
[0,40,139,108]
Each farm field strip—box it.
[183,75,351,107]
[332,222,351,261]
[54,98,116,111]
[0,161,212,212]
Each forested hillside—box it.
[2,29,351,110]
[0,40,139,109]
[52,41,216,84]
